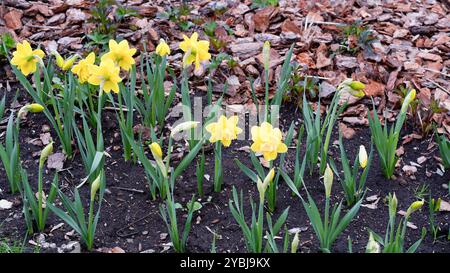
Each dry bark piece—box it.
[4,9,23,30]
[253,6,278,33]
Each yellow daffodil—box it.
[72,52,96,84]
[10,40,45,76]
[179,32,211,70]
[205,115,242,147]
[358,145,368,168]
[101,39,136,71]
[90,173,102,202]
[155,39,171,57]
[250,122,287,161]
[401,89,416,113]
[324,164,333,198]
[87,59,122,93]
[54,51,78,71]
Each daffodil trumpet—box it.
[338,132,373,206]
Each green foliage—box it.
[283,175,361,253]
[436,133,450,169]
[157,4,193,31]
[339,20,378,55]
[0,113,21,193]
[0,33,15,60]
[47,172,106,251]
[229,186,289,253]
[337,133,373,206]
[369,194,425,253]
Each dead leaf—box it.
[0,199,13,210]
[339,122,355,139]
[47,152,65,171]
[439,200,450,212]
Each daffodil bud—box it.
[349,81,365,90]
[257,177,266,202]
[324,164,333,198]
[405,199,424,218]
[155,39,171,57]
[150,142,167,177]
[18,103,45,118]
[400,89,416,113]
[263,168,275,186]
[389,193,398,220]
[90,173,102,202]
[28,103,45,113]
[366,232,380,253]
[62,55,78,71]
[431,198,441,212]
[149,142,163,160]
[170,121,199,138]
[358,145,368,168]
[39,141,53,167]
[291,232,300,253]
[54,52,64,68]
[262,41,270,71]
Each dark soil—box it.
[1,86,449,253]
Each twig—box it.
[426,78,450,95]
[423,68,449,78]
[111,186,145,194]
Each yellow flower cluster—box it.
[11,33,210,88]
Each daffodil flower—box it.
[250,122,287,161]
[10,40,45,76]
[72,52,96,84]
[338,79,366,98]
[101,39,136,71]
[155,39,171,57]
[88,59,122,93]
[179,32,211,71]
[205,115,242,147]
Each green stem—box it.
[214,142,223,192]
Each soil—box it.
[0,86,449,253]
